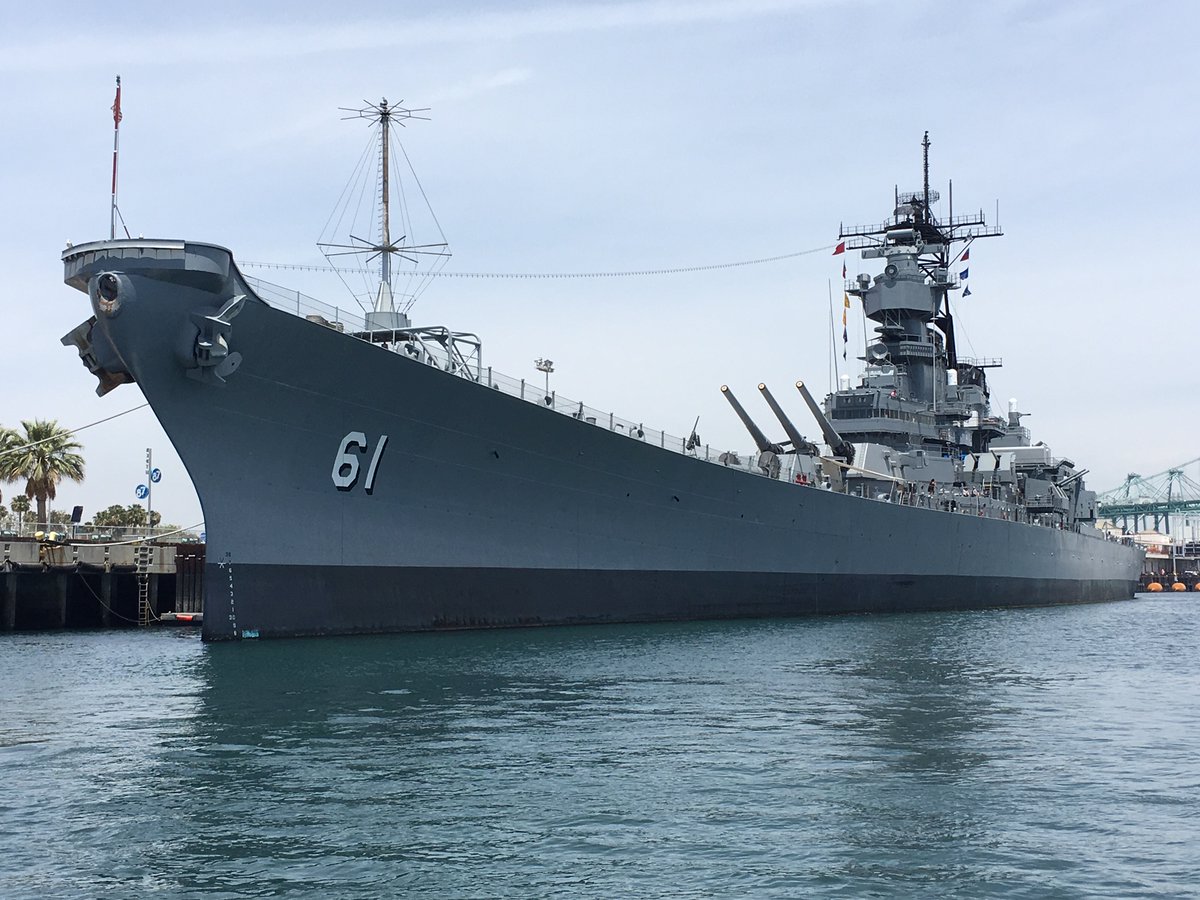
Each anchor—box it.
[187,294,246,384]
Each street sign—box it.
[150,468,162,483]
[135,484,149,499]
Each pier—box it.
[1,536,203,630]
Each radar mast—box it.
[318,97,451,331]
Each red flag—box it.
[112,77,122,127]
[961,247,969,262]
[832,241,845,255]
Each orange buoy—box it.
[1172,582,1187,592]
[1146,582,1163,592]
[1195,583,1200,592]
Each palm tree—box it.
[10,495,29,532]
[0,427,17,506]
[0,420,85,530]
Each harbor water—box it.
[2,595,1197,898]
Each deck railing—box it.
[0,524,202,543]
[244,275,775,480]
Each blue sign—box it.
[150,468,162,483]
[200,531,206,542]
[135,484,149,499]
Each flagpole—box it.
[110,75,121,240]
[827,279,839,392]
[860,300,868,367]
[832,240,848,370]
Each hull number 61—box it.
[332,431,389,493]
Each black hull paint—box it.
[203,562,1135,639]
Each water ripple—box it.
[1,597,1198,898]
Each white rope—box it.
[0,404,150,458]
[75,522,205,548]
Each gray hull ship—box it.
[60,126,1141,640]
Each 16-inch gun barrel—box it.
[758,383,814,454]
[795,380,855,464]
[720,385,776,453]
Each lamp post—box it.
[535,358,554,405]
[145,448,153,534]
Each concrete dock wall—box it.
[0,540,203,630]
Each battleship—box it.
[60,111,1142,640]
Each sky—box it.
[2,0,1197,529]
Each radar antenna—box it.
[839,132,1002,259]
[317,97,451,324]
[922,131,931,225]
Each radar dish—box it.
[897,189,940,206]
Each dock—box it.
[1,537,204,630]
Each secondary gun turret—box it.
[795,380,855,465]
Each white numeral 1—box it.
[364,435,388,494]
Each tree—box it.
[90,504,158,527]
[0,427,18,506]
[89,505,161,528]
[90,504,123,526]
[10,495,30,530]
[0,420,85,530]
[49,509,72,525]
[92,504,134,527]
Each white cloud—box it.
[2,0,838,71]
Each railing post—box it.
[609,412,614,430]
[296,290,301,315]
[520,378,525,401]
[660,431,665,448]
[487,366,493,387]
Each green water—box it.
[2,596,1197,898]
